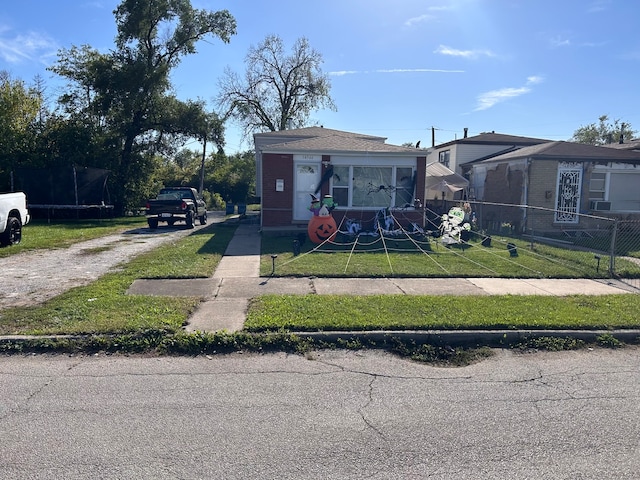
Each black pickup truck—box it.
[145,187,207,229]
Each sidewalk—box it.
[154,222,636,333]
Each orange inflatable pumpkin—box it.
[308,215,337,244]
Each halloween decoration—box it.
[309,194,322,216]
[439,206,472,245]
[322,194,337,212]
[307,214,337,244]
[344,218,361,235]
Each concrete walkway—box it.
[127,221,638,334]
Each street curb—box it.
[287,329,640,347]
[1,329,639,352]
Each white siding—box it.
[427,144,519,175]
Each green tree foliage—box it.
[570,115,636,145]
[0,71,41,190]
[217,35,336,139]
[151,148,254,208]
[49,0,236,213]
[207,150,255,204]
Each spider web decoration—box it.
[278,172,599,278]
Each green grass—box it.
[0,216,148,257]
[0,223,237,335]
[2,216,639,342]
[261,234,640,278]
[246,294,640,332]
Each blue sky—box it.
[1,0,638,154]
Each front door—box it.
[293,162,321,221]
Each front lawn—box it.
[0,223,237,335]
[260,234,640,278]
[246,294,640,332]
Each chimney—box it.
[431,126,435,147]
[619,133,624,144]
[463,127,468,138]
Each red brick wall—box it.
[262,153,293,227]
[262,153,427,229]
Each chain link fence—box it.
[464,201,640,289]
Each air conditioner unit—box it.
[589,200,611,211]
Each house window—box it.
[588,172,606,201]
[331,165,415,209]
[331,165,350,207]
[353,166,393,207]
[394,167,414,207]
[439,150,450,168]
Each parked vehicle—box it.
[0,192,30,246]
[145,187,207,229]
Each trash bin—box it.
[225,203,235,215]
[237,203,247,215]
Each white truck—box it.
[0,192,30,246]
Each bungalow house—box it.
[466,141,640,234]
[254,127,433,233]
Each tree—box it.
[207,150,255,204]
[217,35,336,138]
[50,0,236,212]
[0,71,41,190]
[570,115,636,145]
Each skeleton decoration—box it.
[439,206,471,246]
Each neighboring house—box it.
[254,127,429,232]
[427,131,551,201]
[601,137,640,152]
[466,141,640,234]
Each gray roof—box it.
[478,141,640,163]
[253,126,386,142]
[259,134,421,155]
[436,131,552,148]
[601,139,640,150]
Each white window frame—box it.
[439,150,450,168]
[329,158,415,210]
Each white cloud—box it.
[474,76,545,111]
[329,68,464,76]
[328,70,360,77]
[587,0,611,13]
[405,14,434,27]
[0,30,58,64]
[549,36,571,48]
[404,5,454,26]
[434,45,496,59]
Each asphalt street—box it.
[1,348,639,479]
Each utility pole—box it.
[198,133,207,194]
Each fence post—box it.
[609,219,618,275]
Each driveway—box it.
[0,215,220,309]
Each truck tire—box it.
[199,211,207,225]
[186,210,195,229]
[1,216,22,246]
[148,218,158,229]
